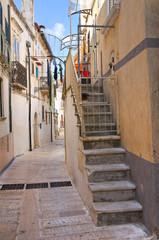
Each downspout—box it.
[51,111,53,142]
[26,41,32,151]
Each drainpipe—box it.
[51,111,53,142]
[26,41,32,151]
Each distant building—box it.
[64,0,159,235]
[54,80,64,138]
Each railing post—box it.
[116,77,120,134]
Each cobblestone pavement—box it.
[0,137,151,240]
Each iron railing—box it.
[12,61,27,88]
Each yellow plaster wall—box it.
[87,0,154,162]
[117,50,153,162]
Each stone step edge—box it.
[79,84,103,87]
[85,123,116,127]
[88,181,136,192]
[80,102,110,106]
[85,164,130,173]
[84,130,117,134]
[92,200,142,214]
[82,148,125,156]
[77,123,116,127]
[82,92,104,97]
[83,112,112,115]
[79,135,120,142]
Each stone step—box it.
[83,148,125,165]
[85,126,117,135]
[84,115,113,125]
[80,85,103,93]
[85,123,116,127]
[89,181,136,202]
[87,95,105,102]
[92,200,142,226]
[85,130,118,137]
[82,104,111,114]
[83,112,112,115]
[81,102,110,106]
[82,93,104,96]
[80,135,121,150]
[85,164,130,182]
[80,84,103,87]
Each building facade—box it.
[65,0,159,235]
[0,0,14,172]
[54,80,64,137]
[10,0,53,157]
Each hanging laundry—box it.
[55,78,59,89]
[54,64,57,80]
[59,61,63,83]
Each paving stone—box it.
[0,138,150,240]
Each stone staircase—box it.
[79,83,142,226]
[80,84,117,137]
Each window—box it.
[0,2,2,27]
[107,0,118,15]
[14,39,16,58]
[5,18,9,43]
[32,62,34,74]
[87,31,90,53]
[17,42,19,61]
[49,113,51,124]
[0,79,2,117]
[46,112,47,124]
[14,38,20,61]
[36,67,38,78]
[42,105,44,121]
[1,35,3,53]
[7,5,10,44]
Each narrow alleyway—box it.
[0,137,150,240]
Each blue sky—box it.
[13,0,79,57]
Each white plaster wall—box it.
[12,92,29,156]
[65,90,92,208]
[65,91,79,185]
[10,2,53,154]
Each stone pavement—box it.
[0,137,152,240]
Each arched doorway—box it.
[34,112,39,148]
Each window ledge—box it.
[12,82,27,90]
[0,117,7,121]
[101,3,120,36]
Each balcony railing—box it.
[34,77,49,95]
[0,25,11,67]
[12,61,27,89]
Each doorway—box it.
[34,112,39,148]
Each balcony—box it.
[34,77,49,96]
[12,61,27,89]
[101,0,120,36]
[0,25,11,69]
